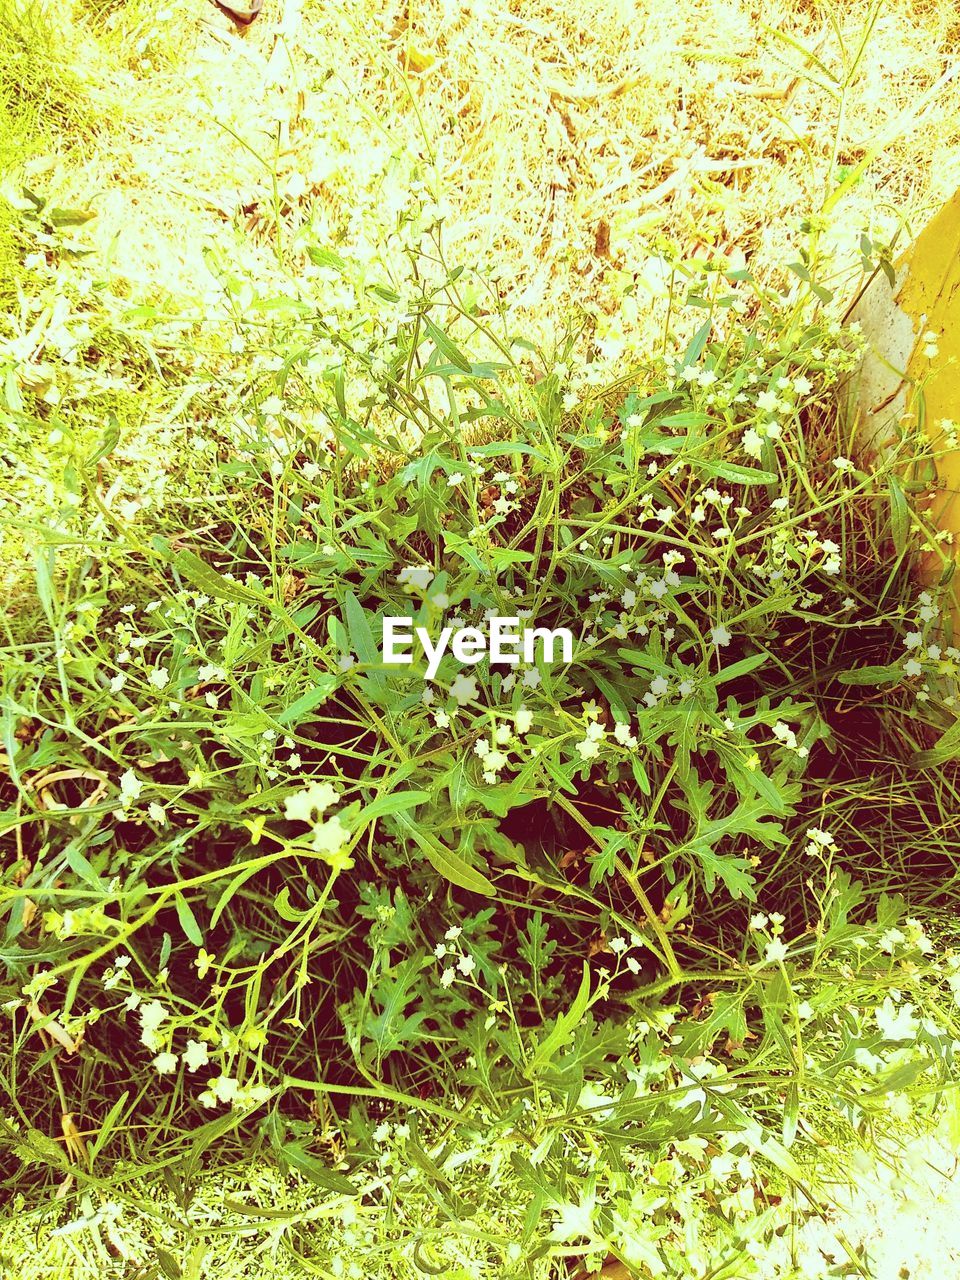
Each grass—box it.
[2,2,960,1278]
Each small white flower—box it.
[711,625,732,648]
[450,674,478,704]
[138,999,168,1050]
[153,1051,178,1075]
[514,705,533,735]
[875,997,918,1041]
[312,815,351,856]
[119,770,143,803]
[446,472,465,487]
[284,781,338,823]
[183,1039,210,1072]
[764,938,788,963]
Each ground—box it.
[3,0,960,1276]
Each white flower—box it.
[756,389,778,412]
[446,472,465,487]
[742,428,763,458]
[148,666,170,690]
[764,938,788,963]
[209,1074,240,1104]
[576,737,601,761]
[550,1193,596,1242]
[444,926,462,940]
[440,967,455,988]
[514,705,533,735]
[397,565,434,590]
[878,928,906,954]
[153,1051,178,1074]
[833,456,854,472]
[450,674,478,704]
[875,997,918,1041]
[283,781,338,823]
[119,770,143,803]
[457,954,476,976]
[711,625,731,648]
[138,1000,168,1050]
[183,1039,210,1072]
[749,913,769,930]
[312,815,351,856]
[110,673,126,693]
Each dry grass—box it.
[11,0,960,353]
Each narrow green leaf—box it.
[344,592,385,689]
[281,1141,357,1194]
[395,814,494,896]
[174,893,204,947]
[888,476,911,558]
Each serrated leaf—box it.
[528,962,591,1073]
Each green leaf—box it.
[422,317,471,372]
[156,1249,183,1280]
[210,864,267,929]
[694,459,778,485]
[362,789,432,823]
[86,414,121,466]
[528,962,591,1073]
[174,893,204,946]
[344,591,385,690]
[888,476,911,557]
[64,841,106,891]
[681,319,712,368]
[276,677,339,725]
[89,1090,130,1163]
[912,716,960,768]
[172,551,265,604]
[394,814,494,896]
[837,663,903,687]
[281,1141,357,1194]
